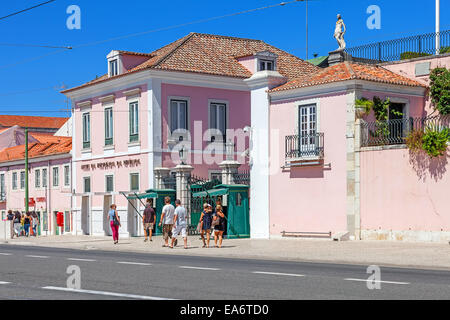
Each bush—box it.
[421,126,450,158]
[429,67,450,115]
[400,51,431,60]
[405,129,424,152]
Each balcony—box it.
[360,116,450,147]
[285,133,324,161]
[346,29,450,64]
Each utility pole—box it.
[25,128,29,213]
[305,0,308,60]
[436,0,440,55]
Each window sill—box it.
[128,141,141,147]
[81,148,92,154]
[103,145,115,151]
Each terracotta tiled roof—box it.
[0,115,68,129]
[270,61,426,92]
[0,137,71,163]
[62,33,319,93]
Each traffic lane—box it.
[2,249,450,299]
[2,244,450,287]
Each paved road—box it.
[1,244,450,300]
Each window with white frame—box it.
[105,175,114,192]
[129,101,139,142]
[298,104,317,152]
[169,99,188,135]
[83,177,91,193]
[64,165,70,187]
[259,59,274,71]
[104,107,114,146]
[42,168,47,188]
[35,169,41,188]
[0,174,5,201]
[12,172,17,190]
[209,102,227,142]
[130,173,140,191]
[109,59,118,77]
[20,171,25,189]
[82,112,91,149]
[209,171,222,182]
[52,167,59,187]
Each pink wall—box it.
[383,55,450,115]
[74,84,148,159]
[269,93,349,235]
[360,147,450,232]
[236,56,256,74]
[161,83,251,177]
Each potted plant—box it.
[355,97,373,118]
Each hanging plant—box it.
[355,97,373,118]
[421,125,450,158]
[429,67,450,115]
[405,128,425,153]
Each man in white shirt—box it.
[159,196,176,247]
[171,199,188,249]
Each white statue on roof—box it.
[334,14,346,51]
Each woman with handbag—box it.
[108,204,121,244]
[199,203,213,248]
[213,205,226,248]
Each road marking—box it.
[41,286,175,300]
[67,258,96,262]
[26,255,49,259]
[179,266,220,271]
[117,261,152,266]
[344,278,410,285]
[252,271,305,277]
[0,281,11,285]
[0,253,12,256]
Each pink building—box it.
[0,136,72,236]
[62,33,317,238]
[265,53,450,242]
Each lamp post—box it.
[25,128,29,214]
[436,0,440,55]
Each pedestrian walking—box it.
[31,211,39,237]
[213,205,226,248]
[143,198,155,242]
[170,199,188,249]
[23,212,32,237]
[200,203,213,248]
[7,210,14,239]
[108,204,121,244]
[20,213,25,236]
[159,196,176,248]
[13,211,21,238]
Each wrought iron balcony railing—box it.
[285,133,324,160]
[360,115,450,147]
[346,29,450,63]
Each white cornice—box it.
[270,79,426,102]
[77,101,92,108]
[98,94,115,103]
[64,69,251,102]
[123,87,141,97]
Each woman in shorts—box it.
[213,205,226,248]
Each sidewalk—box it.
[2,234,450,271]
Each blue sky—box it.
[0,0,448,117]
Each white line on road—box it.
[0,281,11,285]
[116,261,152,266]
[0,253,12,256]
[179,266,220,271]
[67,258,96,262]
[26,255,49,259]
[344,278,410,285]
[41,286,175,300]
[252,271,305,277]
